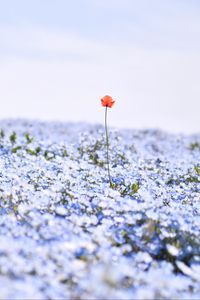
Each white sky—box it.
[0,0,200,133]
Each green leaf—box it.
[26,148,36,155]
[24,133,34,144]
[10,132,17,144]
[194,165,200,176]
[0,129,5,138]
[11,146,22,153]
[131,182,140,194]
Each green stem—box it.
[105,106,112,187]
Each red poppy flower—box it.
[101,95,115,108]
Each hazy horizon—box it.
[0,0,200,134]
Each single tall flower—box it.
[101,95,115,187]
[101,95,115,108]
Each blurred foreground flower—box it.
[101,95,115,187]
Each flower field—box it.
[0,119,199,299]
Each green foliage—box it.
[110,181,116,189]
[11,146,22,153]
[186,176,199,183]
[44,150,55,160]
[77,139,105,167]
[78,140,103,158]
[35,146,41,154]
[190,142,200,150]
[166,166,200,186]
[166,178,180,185]
[63,149,68,157]
[0,129,4,138]
[111,216,200,274]
[127,182,140,195]
[131,182,140,194]
[116,152,130,166]
[113,181,140,196]
[44,150,49,159]
[26,148,37,155]
[10,132,17,144]
[24,132,34,144]
[194,165,200,176]
[26,147,41,156]
[89,153,104,167]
